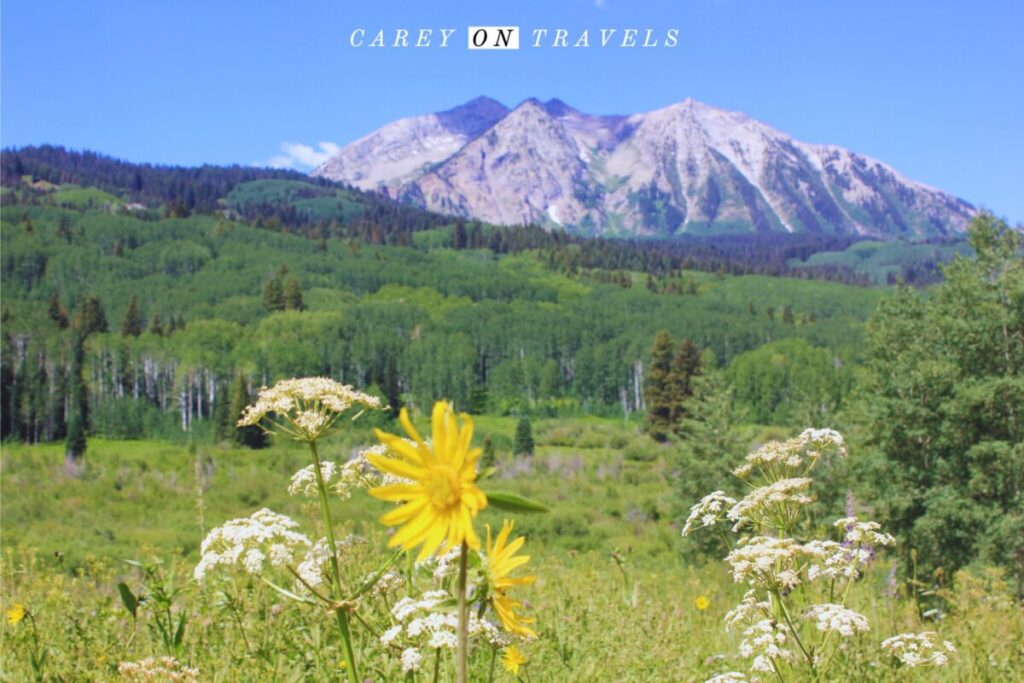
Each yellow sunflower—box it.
[485,519,537,638]
[368,401,487,562]
[501,645,527,675]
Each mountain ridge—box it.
[313,97,976,239]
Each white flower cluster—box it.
[400,647,423,673]
[725,536,802,588]
[422,547,462,582]
[724,590,771,631]
[881,632,956,667]
[295,535,364,589]
[802,540,870,582]
[363,570,405,600]
[803,603,869,637]
[834,517,896,547]
[704,673,751,683]
[798,428,847,459]
[733,428,846,478]
[739,619,793,674]
[118,656,199,681]
[288,458,373,499]
[727,478,813,531]
[238,377,382,441]
[194,508,310,581]
[383,590,508,655]
[681,491,737,537]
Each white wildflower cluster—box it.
[727,478,813,532]
[834,517,896,547]
[803,603,869,637]
[411,546,462,584]
[194,508,310,581]
[295,535,364,589]
[880,632,956,667]
[725,537,802,588]
[733,428,846,479]
[363,570,405,600]
[288,457,373,499]
[724,590,771,631]
[238,377,382,441]
[798,428,847,459]
[118,656,199,681]
[686,428,914,682]
[383,590,508,654]
[400,647,423,673]
[740,619,793,674]
[802,540,870,582]
[704,673,751,683]
[681,491,737,537]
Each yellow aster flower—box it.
[368,401,487,562]
[6,603,26,626]
[695,595,711,611]
[485,520,537,638]
[501,645,527,675]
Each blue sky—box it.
[2,0,1022,222]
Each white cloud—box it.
[258,141,340,170]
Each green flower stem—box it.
[488,646,497,683]
[457,540,469,683]
[309,439,359,683]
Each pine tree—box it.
[121,296,144,337]
[149,313,165,337]
[514,416,534,456]
[453,221,468,250]
[283,276,305,311]
[668,338,703,427]
[47,295,69,329]
[644,330,676,440]
[64,333,88,473]
[262,267,288,312]
[229,372,266,449]
[72,295,108,335]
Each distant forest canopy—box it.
[0,191,878,444]
[1,145,971,286]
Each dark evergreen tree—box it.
[283,275,305,311]
[644,330,676,440]
[64,334,88,472]
[262,268,287,312]
[121,296,144,337]
[668,338,702,427]
[47,295,69,329]
[453,221,468,250]
[72,295,108,335]
[149,313,165,337]
[514,416,534,456]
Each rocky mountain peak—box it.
[313,96,976,238]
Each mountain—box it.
[312,97,977,238]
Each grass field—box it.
[2,420,1023,681]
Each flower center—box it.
[425,465,461,510]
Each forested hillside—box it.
[1,195,877,442]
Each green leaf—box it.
[484,490,549,513]
[116,582,138,618]
[174,612,187,648]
